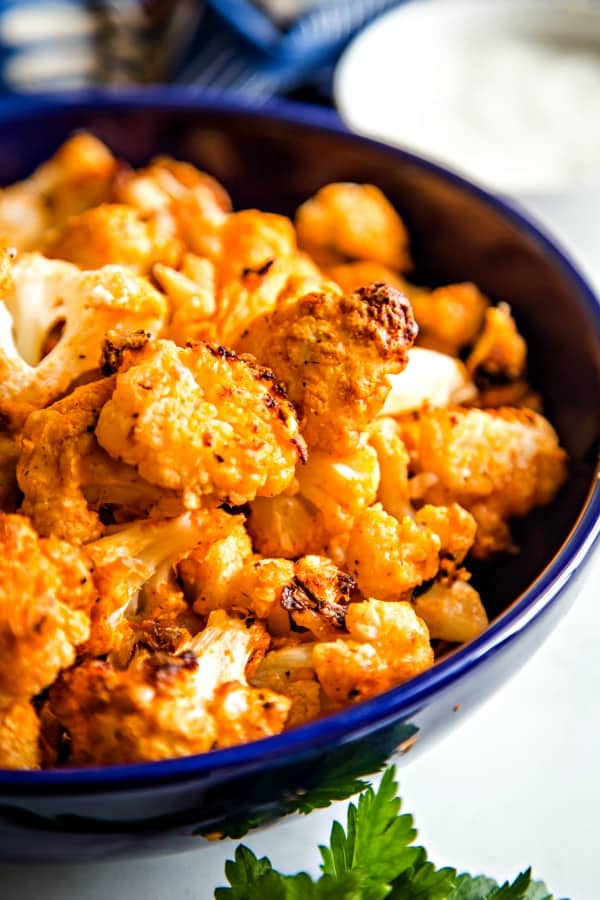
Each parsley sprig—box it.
[215,767,553,900]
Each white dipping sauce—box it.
[336,1,600,193]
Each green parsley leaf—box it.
[521,883,553,900]
[390,852,457,899]
[319,766,420,895]
[215,846,368,900]
[215,845,316,900]
[316,870,373,899]
[215,766,557,900]
[451,869,553,900]
[215,845,277,898]
[451,874,500,899]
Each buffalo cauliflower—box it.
[465,303,539,408]
[346,504,441,601]
[112,155,231,259]
[0,514,94,705]
[96,339,306,506]
[0,140,572,769]
[367,418,412,522]
[0,134,117,250]
[0,701,41,769]
[410,282,489,356]
[295,183,412,271]
[85,509,237,659]
[181,531,355,641]
[238,282,418,454]
[50,610,288,764]
[313,598,433,706]
[214,254,323,347]
[154,253,217,345]
[399,406,568,556]
[412,578,488,644]
[0,260,167,409]
[18,375,179,543]
[250,643,322,726]
[45,203,181,273]
[248,442,380,559]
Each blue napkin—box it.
[0,0,406,98]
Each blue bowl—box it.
[0,91,598,863]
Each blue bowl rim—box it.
[0,87,598,791]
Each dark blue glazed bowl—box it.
[0,91,598,863]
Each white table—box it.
[0,194,597,900]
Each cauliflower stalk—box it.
[0,258,167,409]
[85,508,240,659]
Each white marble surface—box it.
[0,194,597,899]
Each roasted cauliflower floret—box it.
[176,208,323,347]
[154,253,217,345]
[214,254,323,347]
[0,262,167,409]
[238,282,417,454]
[96,340,306,506]
[248,443,379,559]
[50,610,287,764]
[466,303,526,384]
[368,418,412,522]
[113,156,231,259]
[313,598,433,705]
[327,260,407,293]
[85,509,238,659]
[248,493,326,560]
[45,203,181,273]
[465,303,537,408]
[181,523,297,629]
[411,282,488,356]
[18,375,179,543]
[0,514,94,705]
[295,183,412,271]
[414,503,478,567]
[297,443,380,535]
[250,643,322,726]
[179,521,255,613]
[217,209,298,282]
[400,407,568,556]
[0,701,41,769]
[280,555,356,640]
[412,578,488,644]
[2,252,79,366]
[181,532,354,640]
[346,504,441,601]
[0,134,116,250]
[209,681,290,749]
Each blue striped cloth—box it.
[0,0,406,99]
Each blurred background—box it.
[0,0,404,100]
[0,0,599,205]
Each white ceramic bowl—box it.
[335,0,600,194]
